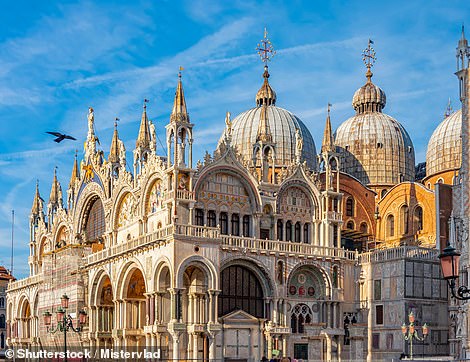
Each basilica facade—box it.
[5,31,469,361]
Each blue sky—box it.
[0,0,468,278]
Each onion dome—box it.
[352,81,386,113]
[335,40,415,185]
[426,109,462,177]
[218,67,316,169]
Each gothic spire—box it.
[31,180,44,216]
[109,119,121,163]
[69,151,80,189]
[321,103,335,153]
[49,167,63,208]
[170,70,189,123]
[136,100,151,149]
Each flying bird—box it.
[46,132,77,143]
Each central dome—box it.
[217,66,317,169]
[226,106,317,168]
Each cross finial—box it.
[362,39,376,82]
[143,98,149,110]
[327,103,332,115]
[115,117,120,128]
[256,28,276,66]
[178,66,184,79]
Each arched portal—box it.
[219,265,265,318]
[91,274,114,348]
[18,298,31,344]
[182,265,210,361]
[118,267,146,348]
[219,263,268,362]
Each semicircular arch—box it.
[194,165,261,213]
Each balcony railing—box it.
[323,211,343,222]
[86,224,220,266]
[174,224,220,239]
[221,235,357,261]
[358,246,439,264]
[163,189,195,203]
[7,273,43,292]
[86,225,175,265]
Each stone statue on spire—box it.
[149,120,157,153]
[87,107,95,140]
[225,111,232,136]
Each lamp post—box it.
[438,244,470,300]
[401,311,428,360]
[43,294,87,362]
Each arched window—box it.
[195,209,204,226]
[220,212,228,235]
[286,221,293,242]
[291,304,313,334]
[346,221,354,230]
[219,265,265,318]
[414,206,423,232]
[386,215,395,237]
[360,222,368,234]
[277,220,284,241]
[303,223,310,243]
[295,222,301,242]
[231,214,240,236]
[381,189,387,199]
[346,197,355,217]
[85,198,105,243]
[0,314,5,329]
[242,215,250,237]
[207,210,216,227]
[400,205,409,234]
[0,297,4,308]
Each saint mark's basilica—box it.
[4,29,470,361]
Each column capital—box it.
[168,287,185,295]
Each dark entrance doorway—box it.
[294,343,308,360]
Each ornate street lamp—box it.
[402,311,428,360]
[43,294,87,362]
[438,244,470,300]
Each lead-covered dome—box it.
[227,106,317,168]
[218,67,317,169]
[426,109,462,177]
[335,61,415,185]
